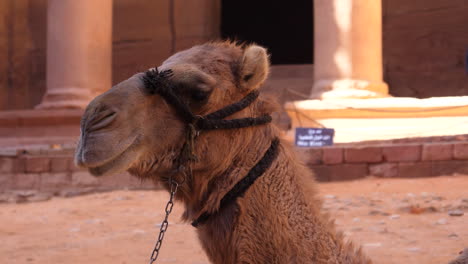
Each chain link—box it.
[148,178,179,264]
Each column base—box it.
[36,88,93,109]
[311,79,389,99]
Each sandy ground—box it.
[1,175,467,264]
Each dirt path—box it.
[1,175,467,264]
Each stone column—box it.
[311,0,389,99]
[37,0,112,109]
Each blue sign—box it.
[295,127,335,147]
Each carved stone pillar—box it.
[311,0,388,99]
[37,0,112,109]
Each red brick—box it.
[98,172,155,190]
[296,148,323,165]
[344,147,382,163]
[382,144,421,162]
[309,165,330,182]
[369,163,398,178]
[311,164,368,182]
[422,143,453,161]
[398,162,431,178]
[40,173,71,191]
[50,157,71,172]
[72,172,99,187]
[453,142,468,160]
[14,173,40,189]
[25,157,50,173]
[0,158,15,172]
[7,158,26,173]
[0,174,14,191]
[322,147,343,164]
[431,160,468,176]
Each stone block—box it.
[453,143,468,160]
[98,172,132,189]
[422,143,453,161]
[322,147,343,164]
[383,144,421,162]
[50,157,71,172]
[25,157,50,173]
[68,159,84,171]
[296,148,323,165]
[12,158,26,173]
[311,164,368,182]
[97,172,155,190]
[344,147,382,163]
[40,173,71,191]
[431,160,468,176]
[72,171,99,187]
[309,165,330,182]
[369,163,398,178]
[0,173,14,191]
[0,158,14,172]
[14,173,40,189]
[398,162,431,178]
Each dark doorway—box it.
[221,0,313,65]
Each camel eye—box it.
[191,89,210,102]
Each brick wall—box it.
[298,141,468,182]
[2,138,468,200]
[0,147,156,199]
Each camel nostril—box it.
[88,111,117,131]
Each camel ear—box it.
[239,45,270,91]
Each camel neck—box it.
[191,137,280,227]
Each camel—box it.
[74,41,461,264]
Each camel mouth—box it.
[83,136,140,177]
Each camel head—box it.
[75,42,271,181]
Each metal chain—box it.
[148,178,179,264]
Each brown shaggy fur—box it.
[76,41,374,263]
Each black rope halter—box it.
[142,68,273,167]
[142,67,279,227]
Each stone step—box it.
[285,96,468,143]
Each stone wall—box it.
[1,0,467,110]
[382,0,468,98]
[112,0,220,85]
[0,0,47,110]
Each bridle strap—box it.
[142,68,272,132]
[203,90,260,120]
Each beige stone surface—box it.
[285,97,468,143]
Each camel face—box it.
[75,42,269,177]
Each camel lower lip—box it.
[86,137,139,176]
